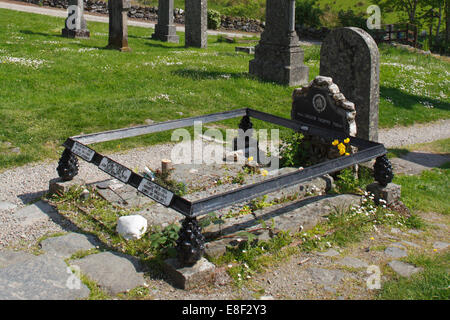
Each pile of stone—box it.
[220,16,264,33]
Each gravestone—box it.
[151,0,179,43]
[61,0,90,39]
[185,0,207,48]
[108,0,131,52]
[291,76,357,164]
[320,27,380,141]
[249,0,309,86]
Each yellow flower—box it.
[433,248,438,252]
[344,138,350,144]
[332,140,339,146]
[345,152,350,156]
[248,156,254,162]
[261,169,269,177]
[370,237,375,240]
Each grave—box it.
[249,0,309,86]
[320,27,380,142]
[151,0,179,43]
[185,0,207,48]
[57,103,392,275]
[61,0,90,39]
[108,0,131,52]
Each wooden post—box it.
[161,159,173,175]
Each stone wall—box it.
[15,0,264,33]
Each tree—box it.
[375,0,420,24]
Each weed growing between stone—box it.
[211,192,424,286]
[48,186,181,262]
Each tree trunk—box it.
[436,2,443,48]
[446,0,449,46]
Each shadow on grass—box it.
[380,86,450,112]
[20,29,61,38]
[143,40,185,49]
[172,68,250,81]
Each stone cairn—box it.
[185,0,208,48]
[61,0,90,38]
[249,0,309,86]
[108,0,131,51]
[291,75,357,165]
[151,0,179,43]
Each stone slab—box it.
[235,46,255,54]
[388,260,423,278]
[0,254,90,300]
[336,257,369,269]
[385,246,408,258]
[13,200,60,227]
[317,249,340,257]
[163,258,215,290]
[0,201,17,211]
[49,177,86,195]
[433,241,449,250]
[71,251,145,295]
[307,267,346,286]
[0,250,35,268]
[40,233,100,259]
[366,182,401,205]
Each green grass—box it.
[394,166,450,215]
[0,9,448,171]
[379,251,450,300]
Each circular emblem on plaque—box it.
[312,94,327,113]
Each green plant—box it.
[207,9,222,30]
[148,224,180,254]
[335,167,359,194]
[295,0,324,28]
[337,9,367,29]
[279,132,307,168]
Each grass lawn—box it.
[379,251,450,300]
[0,8,449,171]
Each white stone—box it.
[116,215,148,240]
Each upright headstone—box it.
[320,27,380,141]
[249,0,309,86]
[185,0,207,48]
[61,0,90,39]
[152,0,179,43]
[108,0,131,52]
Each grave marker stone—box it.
[151,0,179,43]
[185,0,207,48]
[61,0,90,39]
[320,27,380,141]
[249,0,309,86]
[108,0,131,52]
[291,76,357,163]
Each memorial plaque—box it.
[99,157,132,183]
[71,142,95,162]
[138,178,174,206]
[292,76,357,136]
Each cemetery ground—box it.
[0,8,449,300]
[0,8,449,171]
